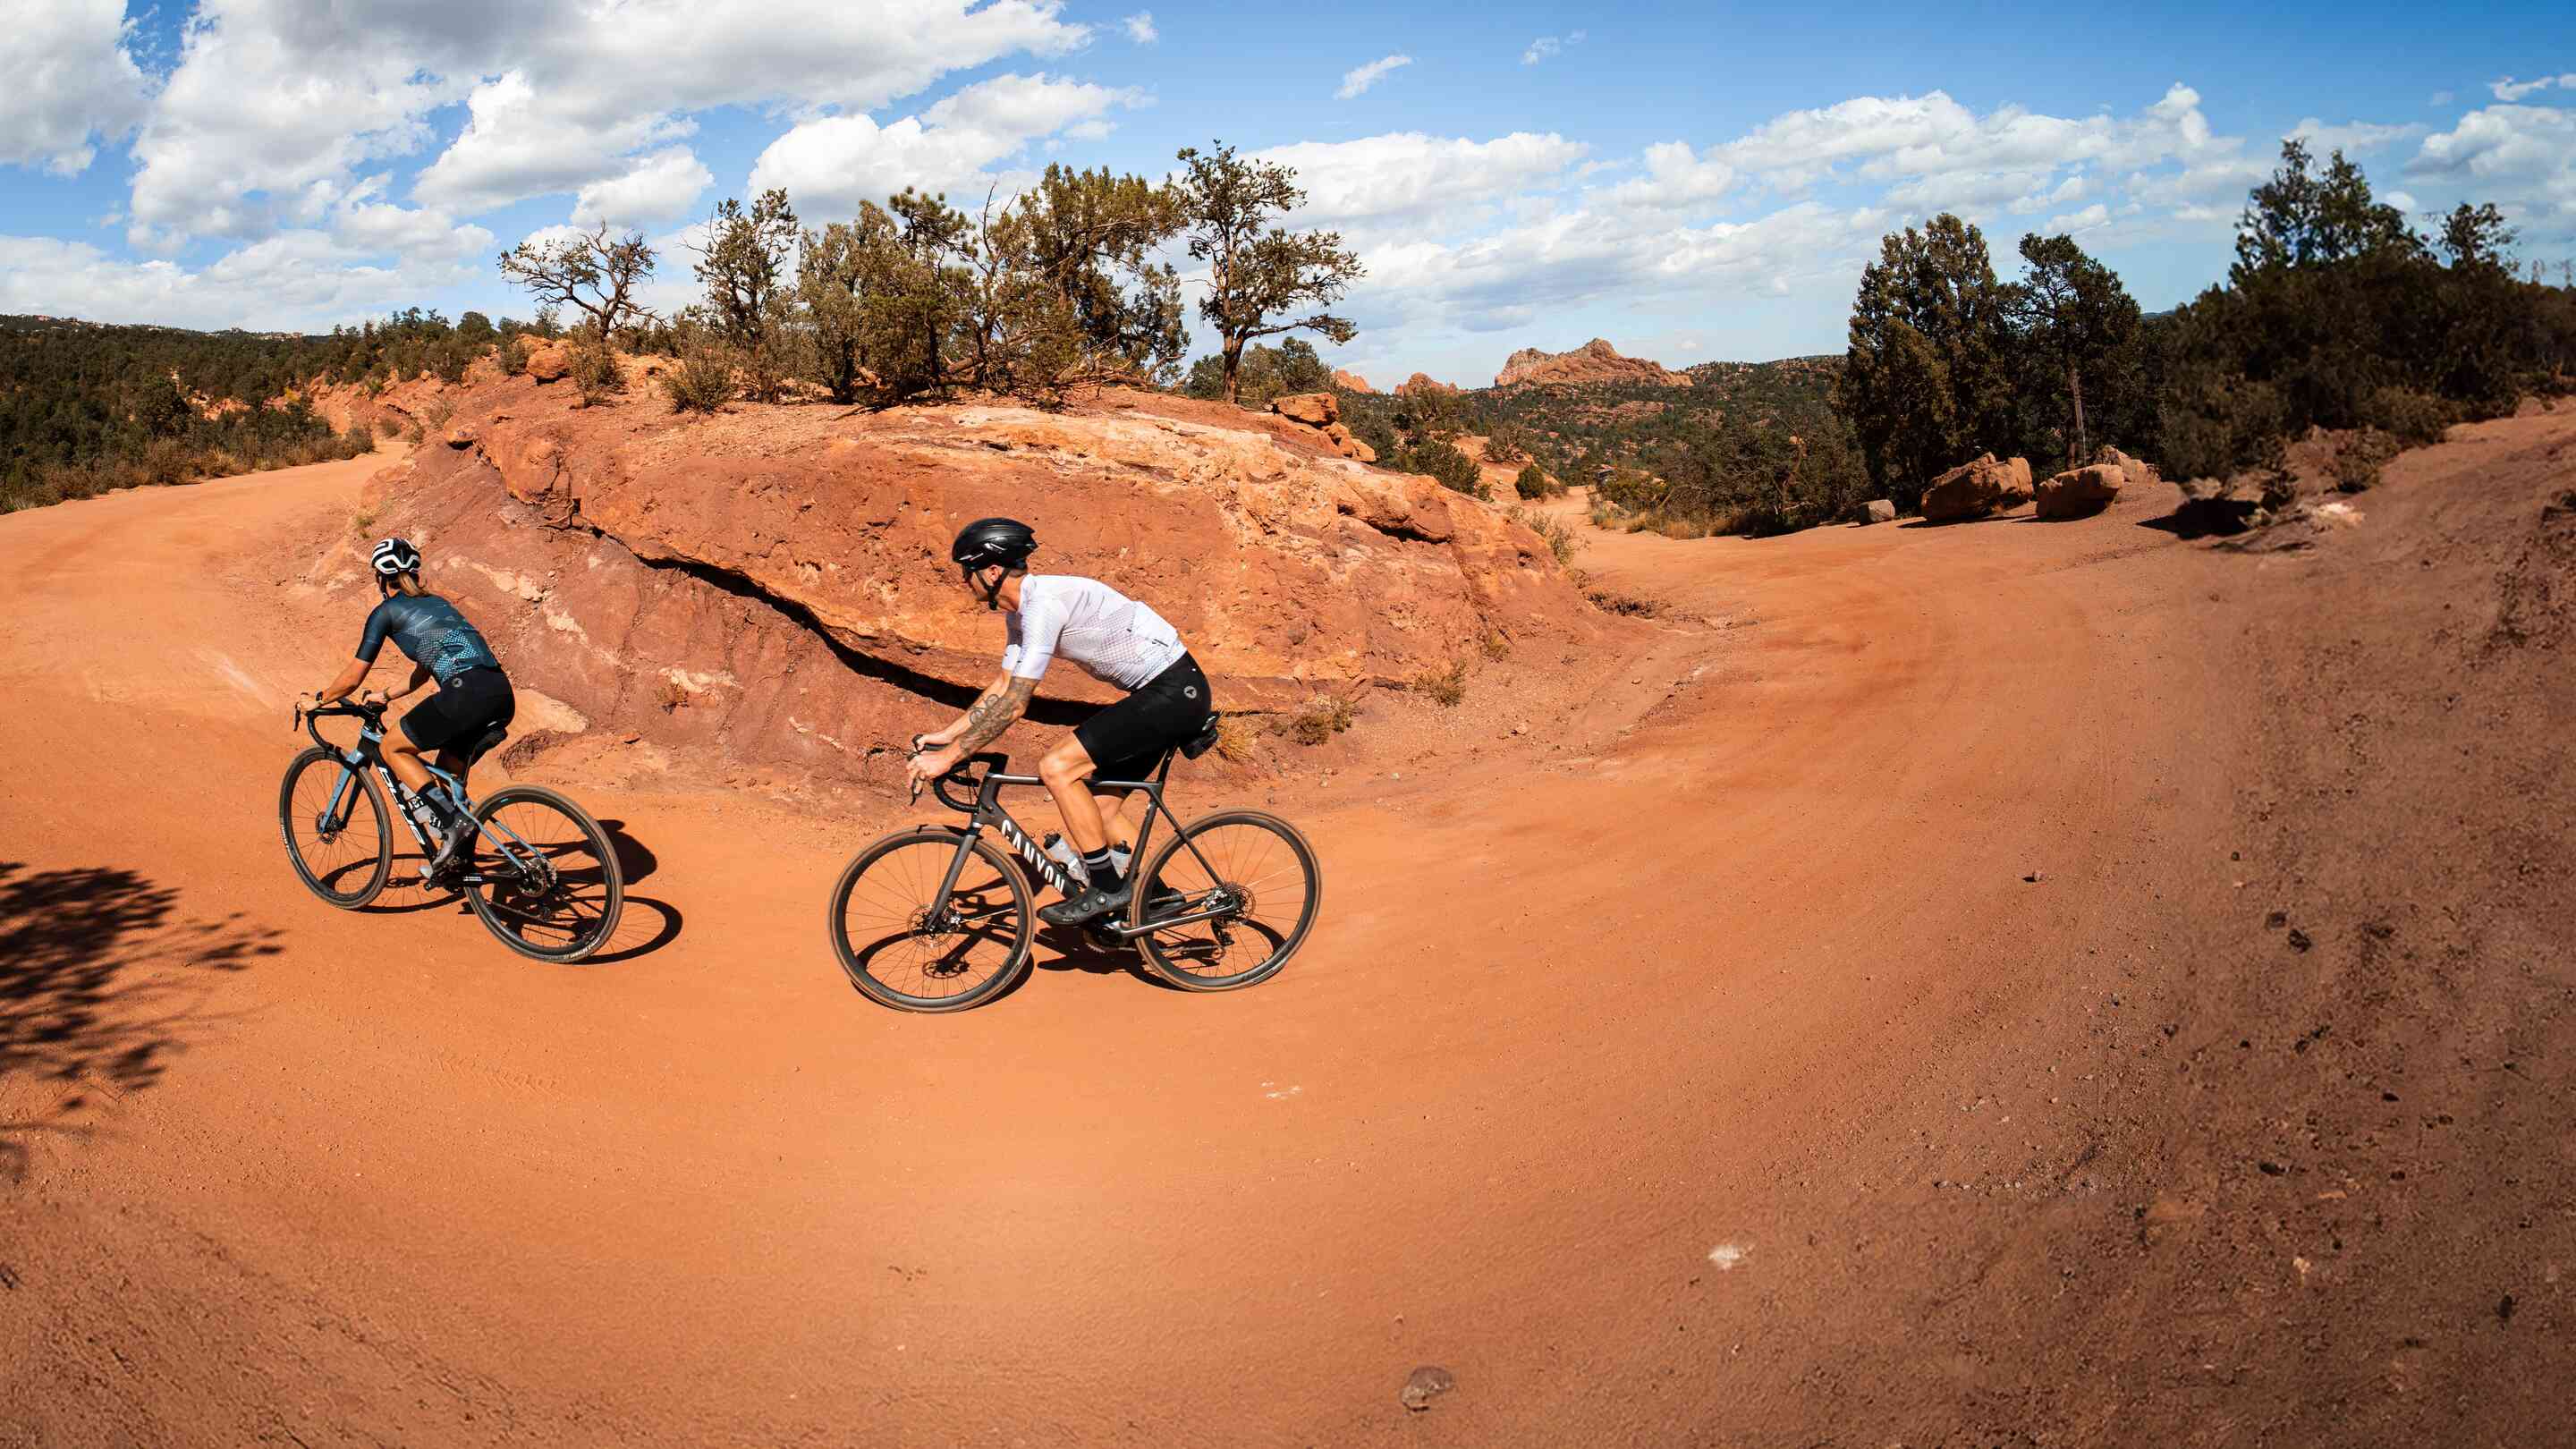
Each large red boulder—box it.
[1920,453,2034,521]
[2037,463,2124,519]
[1269,392,1338,428]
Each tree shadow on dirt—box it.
[0,860,280,1181]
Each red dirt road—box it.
[3,421,2568,1445]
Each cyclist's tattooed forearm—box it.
[953,676,1036,756]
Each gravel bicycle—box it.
[280,698,623,962]
[826,720,1321,1012]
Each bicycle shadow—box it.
[355,817,681,965]
[0,860,280,1181]
[1021,924,1182,996]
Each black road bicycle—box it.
[280,698,623,962]
[826,721,1322,1012]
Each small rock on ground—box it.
[1401,1366,1455,1411]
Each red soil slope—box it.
[1,410,2568,1445]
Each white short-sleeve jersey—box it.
[1001,575,1187,691]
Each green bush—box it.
[497,335,530,377]
[1408,437,1486,497]
[2357,386,2454,447]
[571,343,623,406]
[2331,428,2402,492]
[1513,462,1551,499]
[661,338,738,413]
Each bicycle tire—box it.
[828,828,1034,1013]
[278,746,392,909]
[462,784,625,962]
[1130,809,1321,992]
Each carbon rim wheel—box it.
[462,785,624,962]
[1131,809,1320,992]
[278,747,391,909]
[829,830,1034,1013]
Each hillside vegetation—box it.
[0,309,555,513]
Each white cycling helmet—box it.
[370,537,422,578]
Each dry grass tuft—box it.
[1279,694,1358,746]
[1411,657,1468,708]
[1213,713,1257,763]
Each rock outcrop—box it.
[2095,446,2158,486]
[526,343,572,383]
[1857,498,1896,525]
[1270,392,1337,428]
[1395,373,1461,398]
[1332,369,1376,394]
[328,376,1597,784]
[1920,453,2034,521]
[1495,339,1689,390]
[1268,392,1375,462]
[2036,463,2123,519]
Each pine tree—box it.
[1176,143,1364,404]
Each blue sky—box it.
[4,1,2570,386]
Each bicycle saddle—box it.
[461,724,509,767]
[1180,712,1223,760]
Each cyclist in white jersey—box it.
[908,518,1215,927]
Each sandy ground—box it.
[2,416,2569,1445]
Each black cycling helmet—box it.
[370,537,423,579]
[952,518,1036,611]
[951,517,1037,572]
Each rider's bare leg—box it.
[1038,736,1111,854]
[1101,790,1148,853]
[382,730,436,796]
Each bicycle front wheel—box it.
[462,784,624,962]
[1131,809,1321,991]
[828,828,1034,1013]
[278,747,391,908]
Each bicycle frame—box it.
[301,704,543,886]
[928,754,1235,941]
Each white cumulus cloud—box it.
[0,233,468,333]
[1122,11,1157,42]
[750,73,1142,220]
[1251,132,1589,233]
[1337,55,1412,101]
[129,0,1092,246]
[0,0,151,176]
[2411,104,2576,238]
[572,148,715,229]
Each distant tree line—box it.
[502,140,1365,415]
[1837,140,2576,511]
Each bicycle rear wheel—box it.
[278,747,392,908]
[828,828,1034,1013]
[1130,809,1321,991]
[462,784,624,962]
